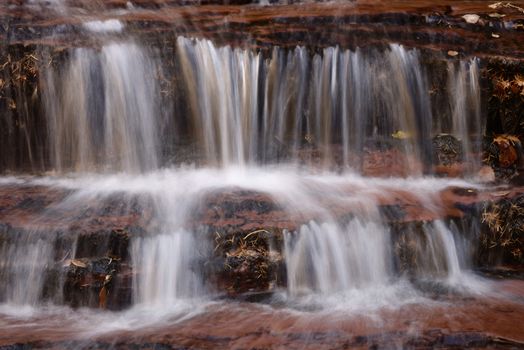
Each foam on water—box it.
[0,168,486,297]
[83,20,125,33]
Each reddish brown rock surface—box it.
[1,283,523,349]
[1,0,524,57]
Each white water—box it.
[83,20,124,33]
[35,37,484,175]
[285,219,391,296]
[0,168,487,317]
[0,236,54,307]
[0,34,491,327]
[176,38,482,172]
[43,42,160,172]
[132,230,205,306]
[448,59,482,172]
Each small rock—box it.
[462,14,480,24]
[478,166,496,183]
[494,135,519,168]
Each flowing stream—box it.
[0,4,512,346]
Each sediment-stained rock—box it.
[1,293,524,349]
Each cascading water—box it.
[176,38,482,172]
[284,219,392,296]
[0,29,491,333]
[448,59,482,172]
[42,42,160,172]
[0,234,54,307]
[3,0,524,346]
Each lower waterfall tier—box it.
[0,168,521,310]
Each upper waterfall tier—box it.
[2,37,483,174]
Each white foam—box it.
[83,19,124,33]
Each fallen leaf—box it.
[504,135,521,144]
[489,12,506,18]
[493,191,510,197]
[514,74,524,87]
[447,50,459,57]
[392,130,411,139]
[492,33,501,38]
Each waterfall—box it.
[42,42,160,173]
[132,230,204,306]
[177,38,479,172]
[0,235,54,307]
[27,37,484,174]
[0,35,487,313]
[284,219,392,296]
[448,59,482,172]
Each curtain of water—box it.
[177,38,481,173]
[0,235,54,306]
[0,37,486,310]
[43,43,160,173]
[448,59,482,172]
[37,37,483,174]
[284,219,392,296]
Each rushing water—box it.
[1,32,486,315]
[43,43,160,172]
[33,37,483,173]
[0,168,485,314]
[0,9,503,345]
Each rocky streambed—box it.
[0,0,524,349]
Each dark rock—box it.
[433,134,463,166]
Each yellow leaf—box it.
[392,130,411,139]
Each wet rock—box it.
[433,134,463,166]
[432,134,466,177]
[476,266,524,280]
[362,148,423,177]
[484,134,522,181]
[62,256,128,309]
[210,229,285,296]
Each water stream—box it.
[0,4,513,346]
